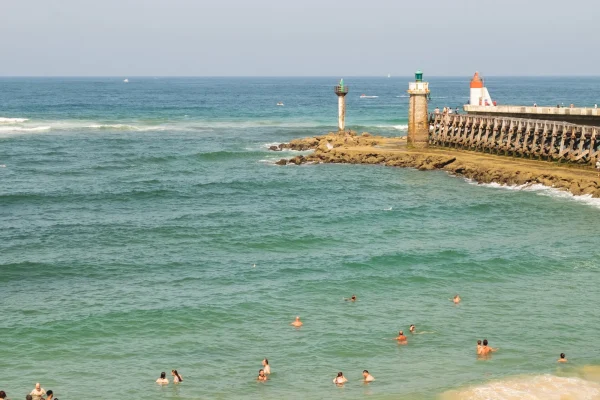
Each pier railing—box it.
[429,113,600,165]
[334,85,349,95]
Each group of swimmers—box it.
[155,370,183,385]
[255,357,375,385]
[0,383,58,400]
[149,292,567,389]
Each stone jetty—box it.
[272,131,600,198]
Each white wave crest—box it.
[465,179,600,209]
[0,126,51,133]
[84,124,165,132]
[0,117,29,124]
[375,124,408,131]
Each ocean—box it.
[1,77,600,400]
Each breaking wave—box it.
[0,126,51,133]
[0,117,29,123]
[465,179,600,209]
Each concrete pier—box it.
[430,113,600,165]
[334,79,348,131]
[407,70,430,148]
[464,105,600,126]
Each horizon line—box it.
[1,75,600,79]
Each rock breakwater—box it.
[271,131,600,198]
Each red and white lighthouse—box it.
[469,72,493,106]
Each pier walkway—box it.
[429,113,600,165]
[464,105,600,126]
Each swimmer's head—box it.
[46,391,53,396]
[409,325,415,331]
[0,391,6,399]
[399,331,404,335]
[337,372,343,377]
[483,339,488,346]
[263,358,269,365]
[363,370,369,375]
[26,395,33,400]
[351,295,356,299]
[295,316,300,320]
[477,340,482,345]
[35,384,41,390]
[160,372,166,379]
[560,353,566,359]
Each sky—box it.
[0,0,598,76]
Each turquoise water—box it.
[1,77,600,399]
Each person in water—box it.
[558,353,568,363]
[409,324,415,333]
[477,340,483,355]
[333,372,348,385]
[45,390,54,400]
[396,331,407,344]
[291,316,303,327]
[362,370,375,382]
[257,369,268,381]
[30,383,46,400]
[344,294,357,302]
[480,339,497,355]
[262,358,270,375]
[0,391,6,399]
[453,295,461,304]
[156,372,169,385]
[171,370,183,383]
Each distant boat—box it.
[123,79,129,83]
[387,73,391,78]
[277,102,284,106]
[360,94,378,99]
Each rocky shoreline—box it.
[271,131,600,198]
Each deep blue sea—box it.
[2,77,600,400]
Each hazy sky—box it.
[1,0,597,76]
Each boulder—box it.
[275,159,287,166]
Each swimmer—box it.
[452,295,461,304]
[257,369,268,382]
[291,316,303,327]
[30,383,46,400]
[156,372,169,385]
[480,339,497,355]
[262,358,271,374]
[45,390,54,400]
[344,294,357,302]
[395,331,407,344]
[558,353,568,363]
[362,370,375,382]
[477,340,483,355]
[171,370,183,383]
[409,324,415,333]
[333,372,348,385]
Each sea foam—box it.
[0,126,51,133]
[441,374,600,400]
[0,117,29,123]
[465,179,600,210]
